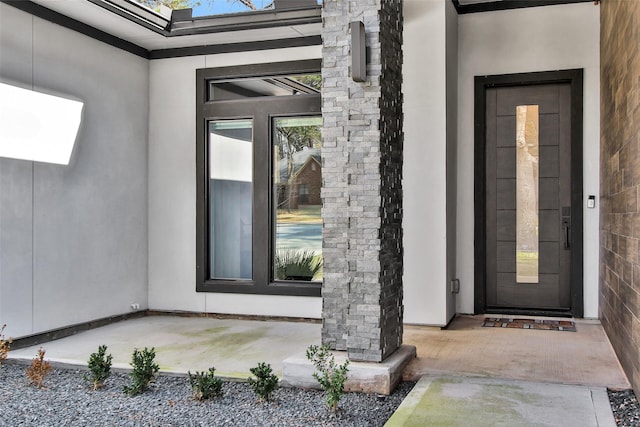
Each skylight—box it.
[133,0,321,18]
[194,1,323,17]
[192,0,276,17]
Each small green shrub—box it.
[248,362,279,402]
[0,324,12,367]
[84,345,113,390]
[274,249,322,280]
[188,367,223,401]
[26,348,52,389]
[123,347,159,396]
[306,343,349,411]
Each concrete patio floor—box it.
[8,315,321,378]
[403,314,630,389]
[6,313,630,426]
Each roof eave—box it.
[169,6,322,36]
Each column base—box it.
[281,344,416,395]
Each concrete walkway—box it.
[7,314,630,426]
[386,375,616,427]
[388,315,626,426]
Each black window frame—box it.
[196,59,322,296]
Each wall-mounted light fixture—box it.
[0,82,83,165]
[351,21,366,82]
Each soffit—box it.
[28,0,321,51]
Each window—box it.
[196,60,321,296]
[208,119,253,280]
[298,184,309,204]
[272,116,322,282]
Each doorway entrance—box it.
[474,70,584,316]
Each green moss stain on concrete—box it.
[386,378,546,427]
[216,328,269,349]
[157,327,268,353]
[154,327,272,376]
[181,326,230,337]
[196,327,270,358]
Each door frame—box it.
[474,69,584,317]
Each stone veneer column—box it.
[321,0,403,362]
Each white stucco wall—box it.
[403,0,456,325]
[0,4,149,337]
[445,0,459,323]
[147,46,323,318]
[456,3,601,317]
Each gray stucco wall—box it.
[0,4,149,338]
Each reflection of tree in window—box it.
[516,105,539,283]
[273,116,322,282]
[275,121,321,213]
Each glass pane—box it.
[209,74,320,101]
[209,119,253,280]
[516,105,539,284]
[273,116,322,281]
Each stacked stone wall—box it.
[321,0,403,362]
[377,0,404,360]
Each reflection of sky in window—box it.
[191,0,321,17]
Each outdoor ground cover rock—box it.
[3,362,639,426]
[609,389,640,427]
[0,364,413,426]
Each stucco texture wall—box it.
[403,0,454,326]
[147,47,323,318]
[0,4,149,338]
[599,0,640,396]
[457,2,600,317]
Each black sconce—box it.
[351,21,366,82]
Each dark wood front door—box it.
[475,70,583,316]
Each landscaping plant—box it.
[248,362,279,402]
[306,343,349,411]
[123,347,159,396]
[188,367,223,401]
[84,345,113,390]
[26,348,52,388]
[0,324,11,367]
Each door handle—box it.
[562,206,571,250]
[562,219,571,249]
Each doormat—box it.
[482,317,576,332]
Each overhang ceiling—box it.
[2,0,593,57]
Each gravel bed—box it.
[0,364,414,427]
[609,389,640,427]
